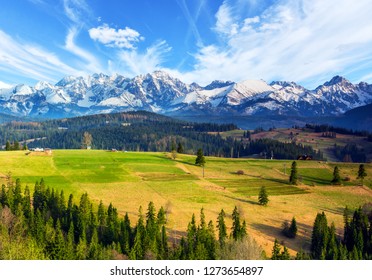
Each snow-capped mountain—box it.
[0,71,371,118]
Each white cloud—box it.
[0,81,13,88]
[185,0,372,87]
[0,29,79,83]
[65,27,102,73]
[63,0,92,24]
[116,41,172,77]
[89,24,143,49]
[214,2,238,37]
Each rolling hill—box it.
[1,150,371,256]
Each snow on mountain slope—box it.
[174,84,233,106]
[0,72,371,118]
[223,80,275,106]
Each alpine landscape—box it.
[0,0,371,263]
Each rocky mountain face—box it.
[0,71,371,118]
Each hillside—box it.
[219,126,372,163]
[1,111,323,160]
[0,150,371,256]
[336,103,372,131]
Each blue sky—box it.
[0,0,372,89]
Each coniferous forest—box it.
[0,178,371,260]
[0,178,260,260]
[0,111,322,160]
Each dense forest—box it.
[305,123,372,138]
[0,178,261,260]
[0,111,322,160]
[0,178,371,260]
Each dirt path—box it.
[175,163,192,174]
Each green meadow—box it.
[1,149,371,255]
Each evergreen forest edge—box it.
[1,178,371,260]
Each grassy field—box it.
[218,128,372,162]
[0,149,371,256]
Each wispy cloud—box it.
[89,24,144,49]
[65,27,102,73]
[0,29,79,83]
[63,0,92,25]
[116,41,172,77]
[184,0,372,87]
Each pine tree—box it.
[271,239,281,260]
[186,213,197,259]
[231,206,246,241]
[5,141,11,151]
[311,212,329,259]
[258,186,269,206]
[326,222,338,260]
[195,148,206,167]
[217,209,227,247]
[288,217,298,238]
[289,161,298,185]
[157,206,166,227]
[76,232,88,260]
[280,245,290,260]
[357,164,367,186]
[88,227,100,259]
[130,206,146,260]
[145,201,158,254]
[331,166,342,185]
[97,200,106,241]
[66,222,76,259]
[177,142,184,153]
[14,141,20,150]
[119,213,132,255]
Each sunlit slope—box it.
[1,150,371,255]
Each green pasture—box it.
[0,149,371,256]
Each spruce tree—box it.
[145,201,158,255]
[177,142,184,153]
[13,141,20,150]
[186,214,197,259]
[280,245,290,260]
[231,206,246,241]
[217,209,227,247]
[331,166,342,185]
[289,161,298,185]
[130,207,146,260]
[258,186,269,206]
[66,222,76,259]
[195,148,206,167]
[271,239,281,260]
[357,164,367,186]
[311,212,329,259]
[288,217,298,238]
[5,141,11,151]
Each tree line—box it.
[1,177,371,260]
[0,178,259,260]
[1,111,322,160]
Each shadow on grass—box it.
[318,206,345,216]
[222,194,260,205]
[251,222,312,253]
[300,175,331,185]
[263,177,291,185]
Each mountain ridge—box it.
[1,71,371,119]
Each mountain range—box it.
[0,71,371,119]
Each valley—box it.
[1,149,371,256]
